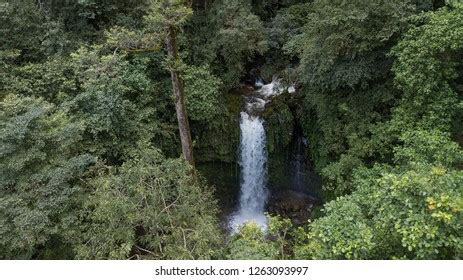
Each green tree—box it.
[296,4,463,259]
[184,65,222,122]
[297,162,462,259]
[285,0,448,196]
[226,216,293,260]
[389,4,463,133]
[144,0,195,166]
[76,146,222,259]
[287,0,414,91]
[208,0,268,87]
[0,0,49,61]
[0,94,95,259]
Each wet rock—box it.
[267,189,320,225]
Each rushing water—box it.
[199,78,322,232]
[229,112,268,231]
[229,78,284,231]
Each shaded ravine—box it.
[197,79,322,232]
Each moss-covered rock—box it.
[193,87,298,163]
[192,92,242,162]
[262,93,294,154]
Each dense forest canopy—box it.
[0,0,462,260]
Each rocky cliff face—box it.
[192,85,296,163]
[196,83,323,227]
[192,91,242,163]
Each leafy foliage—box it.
[67,47,164,160]
[207,0,268,87]
[0,94,95,259]
[284,0,415,192]
[287,0,414,90]
[184,65,223,122]
[226,215,293,260]
[390,4,463,132]
[295,197,375,260]
[1,0,462,261]
[295,4,463,260]
[0,0,51,60]
[297,162,462,259]
[76,146,223,259]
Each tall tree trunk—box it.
[165,26,195,167]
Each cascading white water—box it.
[229,77,284,232]
[230,112,268,231]
[227,77,302,232]
[255,77,265,88]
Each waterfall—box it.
[229,78,284,232]
[230,112,268,231]
[289,136,307,191]
[255,77,264,88]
